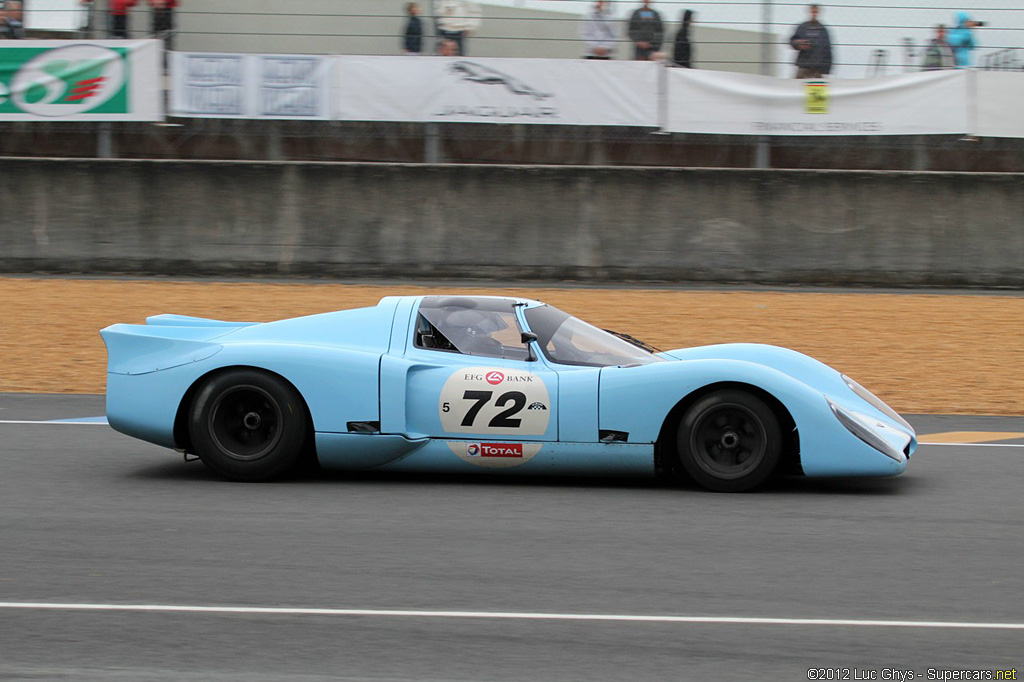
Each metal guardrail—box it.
[981,49,1023,71]
[3,118,1024,172]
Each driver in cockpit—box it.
[441,308,506,356]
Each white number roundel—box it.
[439,367,551,435]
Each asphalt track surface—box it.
[2,394,1022,682]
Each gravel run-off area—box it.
[2,277,1022,415]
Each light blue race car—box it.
[101,295,916,492]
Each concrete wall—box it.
[2,159,1023,287]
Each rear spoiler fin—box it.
[100,323,228,375]
[145,314,259,328]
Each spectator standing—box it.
[148,0,177,51]
[922,24,954,71]
[434,0,481,57]
[402,3,424,54]
[947,12,981,68]
[580,0,616,60]
[672,9,695,67]
[627,0,663,61]
[789,4,832,78]
[439,38,458,57]
[109,0,138,38]
[0,0,26,39]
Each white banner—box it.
[973,71,1024,138]
[25,0,89,31]
[336,56,659,127]
[665,69,970,136]
[170,53,335,119]
[163,53,1024,138]
[0,40,162,121]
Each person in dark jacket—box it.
[627,0,663,61]
[402,2,423,54]
[673,9,695,67]
[148,0,177,51]
[789,4,832,78]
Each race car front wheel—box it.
[188,369,309,482]
[677,389,781,492]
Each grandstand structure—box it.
[3,1,1023,170]
[18,0,1024,77]
[28,0,775,74]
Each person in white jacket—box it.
[580,0,617,59]
[434,0,482,56]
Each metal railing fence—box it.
[14,0,1024,77]
[3,119,1024,171]
[4,1,1024,168]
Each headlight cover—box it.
[842,374,913,432]
[827,397,907,462]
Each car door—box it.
[379,296,559,450]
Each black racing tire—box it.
[188,369,309,482]
[676,389,781,492]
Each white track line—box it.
[0,602,1021,630]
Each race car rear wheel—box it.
[677,389,781,492]
[188,369,308,482]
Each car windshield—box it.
[524,305,665,367]
[416,296,531,361]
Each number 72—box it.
[442,390,527,429]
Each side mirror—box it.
[521,331,538,362]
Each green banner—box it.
[0,42,142,119]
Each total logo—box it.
[447,440,543,468]
[8,45,125,117]
[485,371,504,385]
[467,442,523,458]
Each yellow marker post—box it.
[804,80,829,114]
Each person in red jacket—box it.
[149,0,177,50]
[108,0,137,38]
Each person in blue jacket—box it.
[947,12,982,68]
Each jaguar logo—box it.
[448,61,553,101]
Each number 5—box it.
[442,402,450,413]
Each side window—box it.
[414,302,530,361]
[415,313,458,352]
